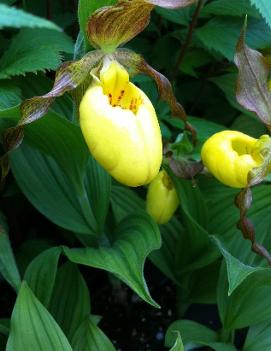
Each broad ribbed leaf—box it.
[244,320,271,351]
[0,4,60,30]
[166,320,236,351]
[110,185,181,282]
[49,262,91,341]
[199,178,271,260]
[0,212,21,291]
[184,261,220,305]
[168,174,218,273]
[0,29,73,79]
[1,50,103,184]
[169,333,184,351]
[11,142,96,235]
[165,320,217,347]
[72,317,117,351]
[0,82,21,110]
[110,185,144,223]
[234,21,271,127]
[212,236,266,295]
[6,282,73,351]
[250,0,271,29]
[195,178,271,329]
[64,212,161,307]
[24,247,62,308]
[85,157,111,234]
[10,113,110,236]
[150,217,182,283]
[218,262,271,330]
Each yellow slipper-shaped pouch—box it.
[201,130,269,188]
[79,60,163,187]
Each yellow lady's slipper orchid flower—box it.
[146,170,179,224]
[201,130,269,188]
[79,60,162,187]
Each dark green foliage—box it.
[1,1,271,350]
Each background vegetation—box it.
[1,0,271,350]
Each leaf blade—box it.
[72,317,117,351]
[6,282,73,351]
[250,0,271,29]
[0,212,21,292]
[0,4,60,30]
[64,212,161,307]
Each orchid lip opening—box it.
[100,60,143,114]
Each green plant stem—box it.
[22,0,27,11]
[220,328,232,343]
[171,0,205,81]
[176,283,190,318]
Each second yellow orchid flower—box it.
[201,130,271,188]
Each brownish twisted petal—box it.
[0,50,104,183]
[234,19,271,130]
[87,1,153,50]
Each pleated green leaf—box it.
[24,247,62,308]
[72,317,117,351]
[217,262,271,330]
[49,262,91,341]
[85,157,111,234]
[244,319,271,350]
[0,212,21,292]
[6,282,73,351]
[198,178,271,329]
[169,332,184,351]
[212,236,266,295]
[10,113,111,236]
[64,212,161,307]
[150,217,182,283]
[166,320,237,351]
[169,174,218,272]
[110,185,145,223]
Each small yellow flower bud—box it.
[79,60,162,187]
[146,170,179,224]
[201,130,269,188]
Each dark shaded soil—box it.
[83,261,221,351]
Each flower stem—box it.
[171,0,205,81]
